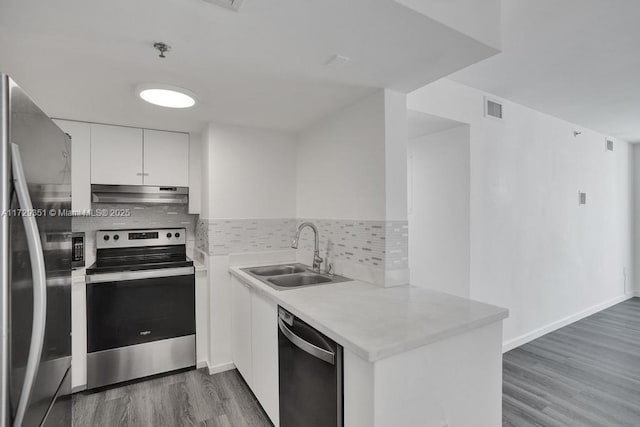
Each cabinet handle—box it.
[136,172,149,176]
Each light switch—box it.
[578,192,587,205]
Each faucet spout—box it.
[292,222,323,272]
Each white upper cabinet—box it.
[53,119,92,212]
[90,124,189,187]
[143,130,189,187]
[91,124,143,185]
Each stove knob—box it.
[167,232,172,238]
[113,234,119,241]
[103,235,109,241]
[175,232,180,238]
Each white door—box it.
[251,292,280,425]
[143,129,189,186]
[91,124,143,185]
[231,277,253,386]
[53,119,91,212]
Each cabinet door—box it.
[71,275,87,389]
[251,291,280,425]
[91,124,143,185]
[231,276,252,386]
[53,119,91,212]
[143,129,189,186]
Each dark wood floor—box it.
[72,369,272,427]
[503,297,640,427]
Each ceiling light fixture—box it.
[136,84,197,109]
[153,42,171,58]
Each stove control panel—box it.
[97,228,187,249]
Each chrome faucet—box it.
[291,222,323,272]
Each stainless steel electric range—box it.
[85,228,195,389]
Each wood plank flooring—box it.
[72,369,272,427]
[503,297,640,427]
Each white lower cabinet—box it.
[230,276,280,426]
[231,276,253,386]
[251,291,279,425]
[71,274,87,390]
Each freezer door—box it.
[7,78,71,427]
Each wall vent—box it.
[485,97,503,120]
[203,0,244,11]
[606,139,614,151]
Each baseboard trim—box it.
[502,294,632,353]
[207,361,235,375]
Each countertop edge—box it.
[229,266,508,363]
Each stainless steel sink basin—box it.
[268,273,332,287]
[241,263,350,291]
[249,264,306,276]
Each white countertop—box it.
[229,266,508,362]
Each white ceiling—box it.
[449,0,640,142]
[0,0,495,133]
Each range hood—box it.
[91,185,189,205]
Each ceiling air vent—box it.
[485,97,503,120]
[203,0,244,11]
[606,139,614,152]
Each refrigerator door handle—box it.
[10,143,47,427]
[278,318,335,365]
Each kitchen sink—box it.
[248,264,306,276]
[268,272,332,287]
[241,263,350,291]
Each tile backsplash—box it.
[295,219,409,272]
[72,203,198,267]
[197,217,409,272]
[197,218,296,255]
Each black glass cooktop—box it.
[86,244,193,275]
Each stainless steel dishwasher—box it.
[278,307,343,427]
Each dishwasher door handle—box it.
[278,318,335,365]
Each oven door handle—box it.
[11,143,48,427]
[86,266,195,284]
[278,318,335,365]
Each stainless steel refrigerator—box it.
[0,74,72,426]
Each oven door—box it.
[86,267,195,353]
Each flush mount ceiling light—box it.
[136,84,197,109]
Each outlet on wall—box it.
[578,192,587,205]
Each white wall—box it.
[408,125,470,298]
[384,90,409,221]
[296,91,387,220]
[295,90,410,286]
[206,123,297,219]
[202,123,298,371]
[188,132,202,215]
[408,79,634,350]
